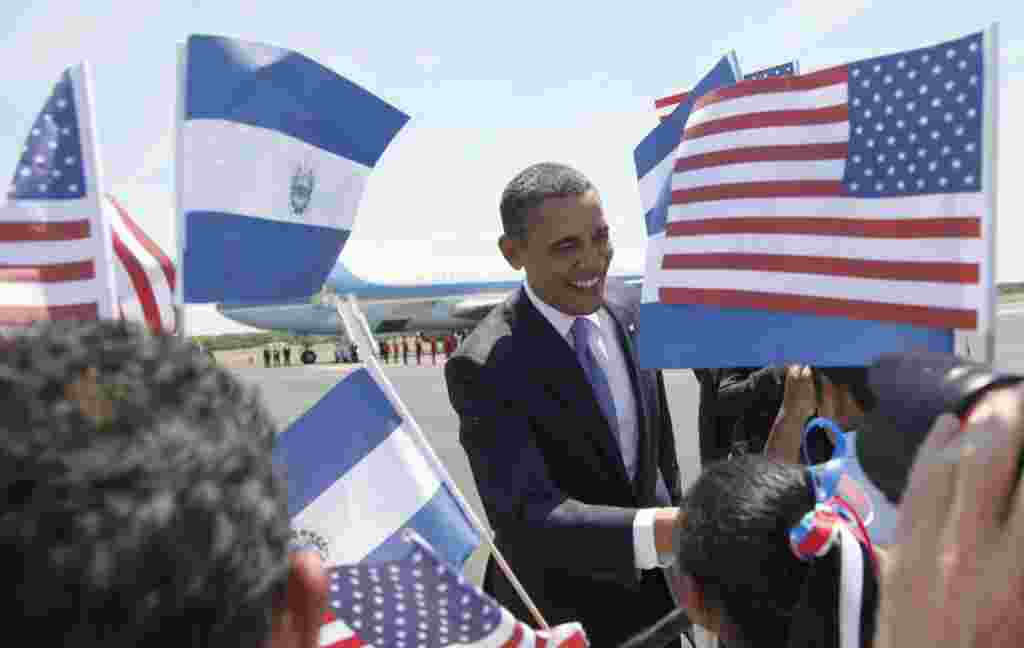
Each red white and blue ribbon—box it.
[791,417,881,648]
[788,498,868,648]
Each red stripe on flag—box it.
[112,229,164,334]
[0,303,99,325]
[0,220,90,241]
[0,261,95,283]
[693,65,848,111]
[321,634,363,648]
[655,91,690,110]
[661,253,979,283]
[684,104,849,140]
[675,143,849,172]
[658,287,978,329]
[672,180,844,205]
[106,194,176,290]
[558,630,589,648]
[501,624,525,648]
[666,217,982,239]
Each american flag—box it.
[743,61,798,81]
[655,61,798,120]
[107,194,177,334]
[651,31,989,331]
[320,536,588,648]
[1,67,117,326]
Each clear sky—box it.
[2,1,1019,333]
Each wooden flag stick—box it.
[982,22,999,365]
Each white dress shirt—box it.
[523,282,673,570]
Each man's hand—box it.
[781,365,817,419]
[875,384,1024,648]
[654,508,682,556]
[763,365,818,463]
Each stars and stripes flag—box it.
[318,534,588,648]
[106,194,177,334]
[1,66,118,326]
[638,30,996,368]
[654,60,798,121]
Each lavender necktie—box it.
[571,317,618,434]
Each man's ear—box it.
[498,235,524,270]
[267,551,328,648]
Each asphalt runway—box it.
[230,307,1024,587]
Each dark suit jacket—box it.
[444,280,682,647]
[693,367,784,464]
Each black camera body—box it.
[856,351,1024,503]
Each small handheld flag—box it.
[1,66,117,326]
[179,34,409,303]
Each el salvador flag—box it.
[634,53,741,366]
[273,367,481,568]
[180,35,409,303]
[634,52,741,239]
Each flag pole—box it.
[982,23,999,365]
[73,63,119,321]
[174,43,187,339]
[352,318,550,630]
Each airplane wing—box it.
[448,294,509,321]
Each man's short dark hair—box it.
[499,162,594,238]
[0,320,289,648]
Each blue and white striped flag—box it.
[180,34,409,303]
[273,366,481,568]
[637,53,742,239]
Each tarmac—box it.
[226,307,1024,587]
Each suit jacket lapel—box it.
[603,297,657,504]
[514,291,632,489]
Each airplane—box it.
[218,261,643,362]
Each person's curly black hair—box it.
[0,320,290,648]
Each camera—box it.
[855,350,1024,504]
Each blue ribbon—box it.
[801,416,849,503]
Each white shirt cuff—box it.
[633,508,675,570]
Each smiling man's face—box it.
[501,189,613,316]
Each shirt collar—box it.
[523,280,602,342]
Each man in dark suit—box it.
[694,367,784,464]
[445,163,685,647]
